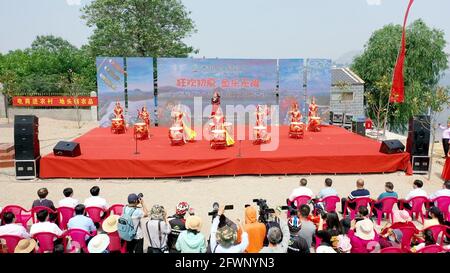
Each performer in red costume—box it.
[307,97,321,132]
[111,100,126,134]
[253,105,271,144]
[211,90,221,117]
[169,105,196,145]
[288,102,305,139]
[134,106,150,140]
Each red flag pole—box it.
[382,0,414,137]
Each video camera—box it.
[253,199,279,224]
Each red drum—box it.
[210,129,227,149]
[308,117,321,132]
[289,122,305,139]
[169,126,184,145]
[111,118,126,134]
[134,122,148,140]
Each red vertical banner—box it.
[390,0,414,103]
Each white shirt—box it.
[439,125,450,139]
[429,189,450,200]
[83,196,108,210]
[289,186,314,201]
[405,188,427,201]
[0,223,31,238]
[58,197,79,208]
[30,221,63,236]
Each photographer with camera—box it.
[209,205,249,253]
[145,205,172,253]
[347,206,379,253]
[120,193,149,253]
[244,205,267,253]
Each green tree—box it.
[0,36,96,97]
[352,19,449,132]
[81,0,198,57]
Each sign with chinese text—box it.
[13,96,97,107]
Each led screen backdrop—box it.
[278,59,305,125]
[305,59,332,123]
[156,58,278,126]
[96,57,125,128]
[126,57,155,126]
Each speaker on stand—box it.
[406,115,431,174]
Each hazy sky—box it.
[1,0,449,60]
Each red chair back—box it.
[321,195,340,212]
[33,232,59,253]
[292,195,312,208]
[31,206,57,224]
[108,204,124,216]
[431,196,450,221]
[107,231,126,253]
[1,205,31,228]
[85,207,106,224]
[344,197,373,219]
[417,244,446,253]
[0,235,22,253]
[396,226,417,250]
[374,197,398,225]
[63,229,92,253]
[423,225,449,245]
[408,196,428,223]
[380,246,404,253]
[57,207,75,230]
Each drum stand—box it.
[134,132,140,155]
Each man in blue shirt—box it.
[318,178,338,199]
[67,204,97,239]
[339,179,370,214]
[372,182,398,218]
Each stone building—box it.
[330,67,365,118]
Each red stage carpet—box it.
[40,125,412,179]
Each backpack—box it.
[118,207,138,241]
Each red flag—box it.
[390,0,414,103]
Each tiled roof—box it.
[332,67,365,86]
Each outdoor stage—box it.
[39,125,412,179]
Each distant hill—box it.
[333,50,362,67]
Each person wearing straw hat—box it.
[348,217,380,253]
[209,206,249,253]
[102,214,120,233]
[175,215,207,253]
[14,239,37,253]
[88,234,110,253]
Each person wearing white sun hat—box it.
[348,217,379,253]
[88,234,110,253]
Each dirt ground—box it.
[1,117,448,236]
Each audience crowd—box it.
[0,179,449,253]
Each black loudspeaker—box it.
[412,156,430,174]
[380,140,405,154]
[14,115,40,160]
[53,141,81,157]
[330,111,343,125]
[352,120,366,136]
[406,115,430,156]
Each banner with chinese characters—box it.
[306,59,332,123]
[156,58,277,126]
[96,57,125,128]
[12,96,97,107]
[126,57,155,126]
[278,59,305,125]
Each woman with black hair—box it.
[423,206,445,229]
[412,230,436,252]
[315,230,336,253]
